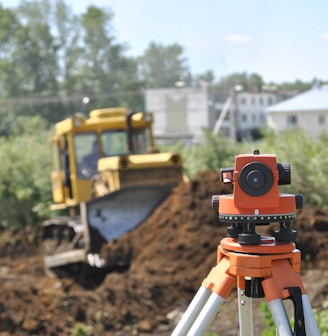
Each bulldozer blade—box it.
[85,184,173,246]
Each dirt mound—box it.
[97,171,232,329]
[0,170,328,335]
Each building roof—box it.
[265,84,328,113]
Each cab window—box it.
[131,128,152,154]
[74,133,99,178]
[101,130,129,156]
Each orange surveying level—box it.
[213,148,303,245]
[172,150,320,336]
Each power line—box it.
[0,89,145,106]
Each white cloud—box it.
[321,33,328,40]
[224,34,252,44]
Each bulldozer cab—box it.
[49,108,155,212]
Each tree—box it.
[248,73,264,91]
[0,128,52,227]
[195,70,216,85]
[274,79,312,93]
[14,0,59,94]
[75,5,144,109]
[0,1,145,131]
[53,0,82,94]
[0,0,65,133]
[0,5,24,96]
[216,72,264,93]
[138,42,191,88]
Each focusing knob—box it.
[277,163,291,185]
[211,195,220,212]
[295,194,303,209]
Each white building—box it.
[145,85,280,144]
[145,86,210,144]
[213,89,278,141]
[265,85,328,137]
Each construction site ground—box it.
[0,170,328,335]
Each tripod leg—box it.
[269,299,293,335]
[172,256,235,336]
[262,259,320,336]
[238,288,254,336]
[171,286,212,336]
[302,294,320,335]
[186,291,226,335]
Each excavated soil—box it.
[0,170,328,335]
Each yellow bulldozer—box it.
[42,107,183,273]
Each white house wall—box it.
[236,92,276,132]
[267,110,328,136]
[266,111,288,131]
[145,87,209,143]
[265,85,328,137]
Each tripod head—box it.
[212,149,303,245]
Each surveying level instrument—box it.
[172,150,320,336]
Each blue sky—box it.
[2,0,328,84]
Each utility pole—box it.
[229,85,243,142]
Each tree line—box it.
[0,0,194,136]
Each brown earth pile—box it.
[0,170,328,335]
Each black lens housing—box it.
[235,161,291,197]
[238,162,274,197]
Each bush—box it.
[0,129,52,227]
[315,297,328,335]
[260,296,328,335]
[170,128,328,208]
[71,323,92,336]
[251,129,328,208]
[169,129,239,179]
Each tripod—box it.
[172,236,320,336]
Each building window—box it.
[268,97,273,105]
[241,114,247,122]
[287,115,297,125]
[252,114,256,122]
[319,115,325,124]
[259,97,264,106]
[240,97,247,105]
[251,97,256,105]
